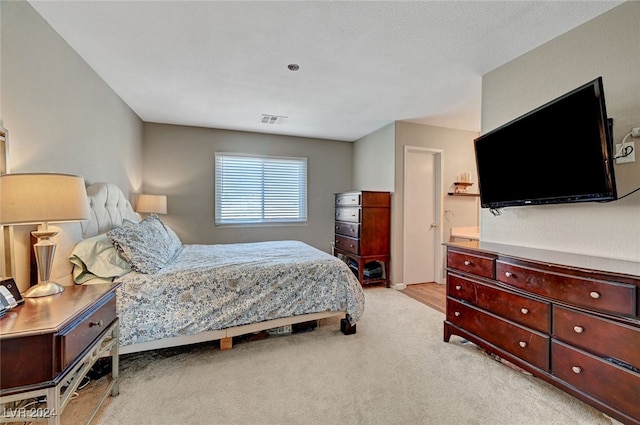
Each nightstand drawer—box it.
[58,294,117,372]
[335,234,359,255]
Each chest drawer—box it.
[553,305,640,369]
[552,340,640,421]
[335,207,360,223]
[334,234,359,255]
[58,294,117,372]
[497,261,637,317]
[335,221,360,238]
[447,250,495,279]
[335,193,361,206]
[447,298,549,371]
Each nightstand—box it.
[0,283,121,424]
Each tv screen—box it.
[474,77,617,210]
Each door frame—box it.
[402,145,445,286]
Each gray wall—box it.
[353,122,395,192]
[481,1,640,261]
[143,123,353,253]
[1,1,143,289]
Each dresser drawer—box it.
[497,261,637,317]
[335,221,360,238]
[58,294,117,372]
[475,281,551,333]
[335,192,361,206]
[447,298,549,371]
[552,340,640,421]
[447,274,477,304]
[335,207,360,223]
[447,250,495,279]
[553,305,640,369]
[334,234,359,255]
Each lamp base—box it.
[24,282,65,298]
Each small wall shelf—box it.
[449,181,478,196]
[448,192,479,197]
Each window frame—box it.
[214,152,308,226]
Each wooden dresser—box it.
[333,191,391,287]
[444,241,640,425]
[0,283,121,424]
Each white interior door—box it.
[403,147,442,285]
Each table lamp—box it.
[0,173,90,297]
[135,194,167,214]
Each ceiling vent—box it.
[260,114,287,125]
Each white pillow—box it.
[70,233,132,283]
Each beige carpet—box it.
[62,287,621,425]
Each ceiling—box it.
[29,1,623,142]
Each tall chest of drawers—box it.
[333,191,391,287]
[444,241,640,425]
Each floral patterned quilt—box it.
[115,240,365,347]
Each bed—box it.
[51,183,365,354]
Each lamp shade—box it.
[0,173,90,225]
[136,194,167,214]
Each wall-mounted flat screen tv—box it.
[474,77,617,210]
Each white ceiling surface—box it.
[29,1,623,142]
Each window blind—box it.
[215,153,308,224]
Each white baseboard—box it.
[393,283,407,290]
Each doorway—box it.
[402,146,444,285]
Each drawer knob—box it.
[520,308,529,315]
[573,326,584,334]
[504,272,513,278]
[589,291,601,299]
[90,320,103,327]
[349,244,355,248]
[454,311,461,317]
[572,366,582,374]
[519,341,527,348]
[463,260,471,266]
[455,285,462,291]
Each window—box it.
[215,153,308,225]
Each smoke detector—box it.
[260,114,287,125]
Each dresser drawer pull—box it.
[518,341,527,348]
[349,244,355,248]
[504,272,513,278]
[572,366,582,374]
[90,320,104,328]
[589,291,601,299]
[455,285,462,291]
[520,308,529,315]
[573,326,584,334]
[454,311,461,317]
[463,260,471,266]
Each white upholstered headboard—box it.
[82,183,140,238]
[49,183,139,286]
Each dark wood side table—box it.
[0,283,121,424]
